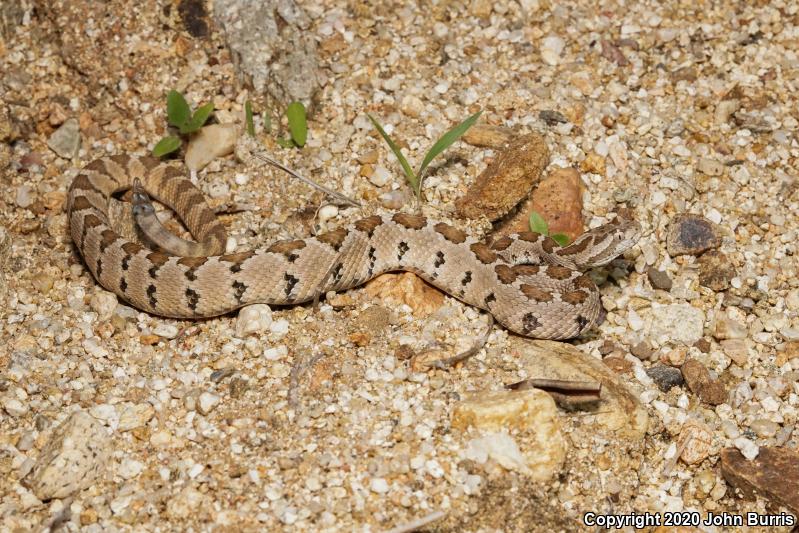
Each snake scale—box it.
[67,155,640,340]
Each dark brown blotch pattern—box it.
[469,243,498,265]
[520,284,553,302]
[354,215,383,237]
[561,289,589,305]
[392,213,427,230]
[316,228,348,251]
[433,222,467,244]
[546,265,574,280]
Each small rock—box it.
[153,323,179,339]
[698,250,735,291]
[733,438,760,460]
[369,478,389,494]
[540,35,566,66]
[697,157,724,176]
[318,204,338,222]
[721,447,799,515]
[539,110,567,125]
[2,397,28,417]
[117,403,155,431]
[661,346,688,366]
[677,419,712,464]
[47,118,81,159]
[646,365,684,392]
[118,458,144,479]
[15,185,34,208]
[650,304,705,345]
[198,392,220,415]
[720,339,750,366]
[666,214,722,257]
[235,304,273,337]
[647,268,673,291]
[369,165,391,187]
[749,419,779,438]
[713,307,748,340]
[734,112,773,133]
[630,341,654,360]
[365,272,444,316]
[462,124,514,148]
[681,359,727,405]
[24,411,110,500]
[185,124,238,172]
[694,338,712,353]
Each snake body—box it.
[67,155,640,340]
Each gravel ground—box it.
[1,0,798,531]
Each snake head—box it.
[131,178,155,217]
[558,214,641,269]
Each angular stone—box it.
[721,447,799,515]
[647,268,673,291]
[698,250,736,291]
[667,214,722,257]
[47,118,81,159]
[24,411,110,500]
[646,365,684,392]
[650,304,705,345]
[456,133,549,221]
[681,359,727,405]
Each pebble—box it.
[317,204,338,222]
[630,341,654,360]
[697,157,724,176]
[47,117,81,158]
[118,458,144,479]
[720,339,750,366]
[369,165,391,187]
[15,185,34,208]
[666,214,722,257]
[369,478,389,494]
[698,250,735,291]
[677,419,712,465]
[117,402,155,431]
[90,291,118,321]
[650,304,705,345]
[647,268,672,291]
[749,419,779,438]
[732,438,760,460]
[25,411,110,500]
[198,392,221,415]
[540,35,566,65]
[646,365,684,392]
[153,323,179,339]
[713,307,748,340]
[185,124,238,172]
[235,304,273,337]
[2,397,28,417]
[681,359,727,405]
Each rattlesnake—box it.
[67,155,640,340]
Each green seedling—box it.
[152,90,215,157]
[245,100,255,137]
[528,211,570,246]
[368,110,482,199]
[276,101,307,148]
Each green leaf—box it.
[528,211,550,235]
[367,113,417,195]
[166,90,191,128]
[275,137,297,148]
[181,102,214,134]
[152,136,182,157]
[417,110,482,182]
[286,101,307,147]
[245,101,255,137]
[551,233,570,247]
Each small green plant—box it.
[244,100,256,137]
[275,101,307,148]
[152,90,215,157]
[368,110,482,199]
[528,211,570,246]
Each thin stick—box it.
[506,378,602,406]
[428,314,494,370]
[252,152,361,208]
[383,510,447,533]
